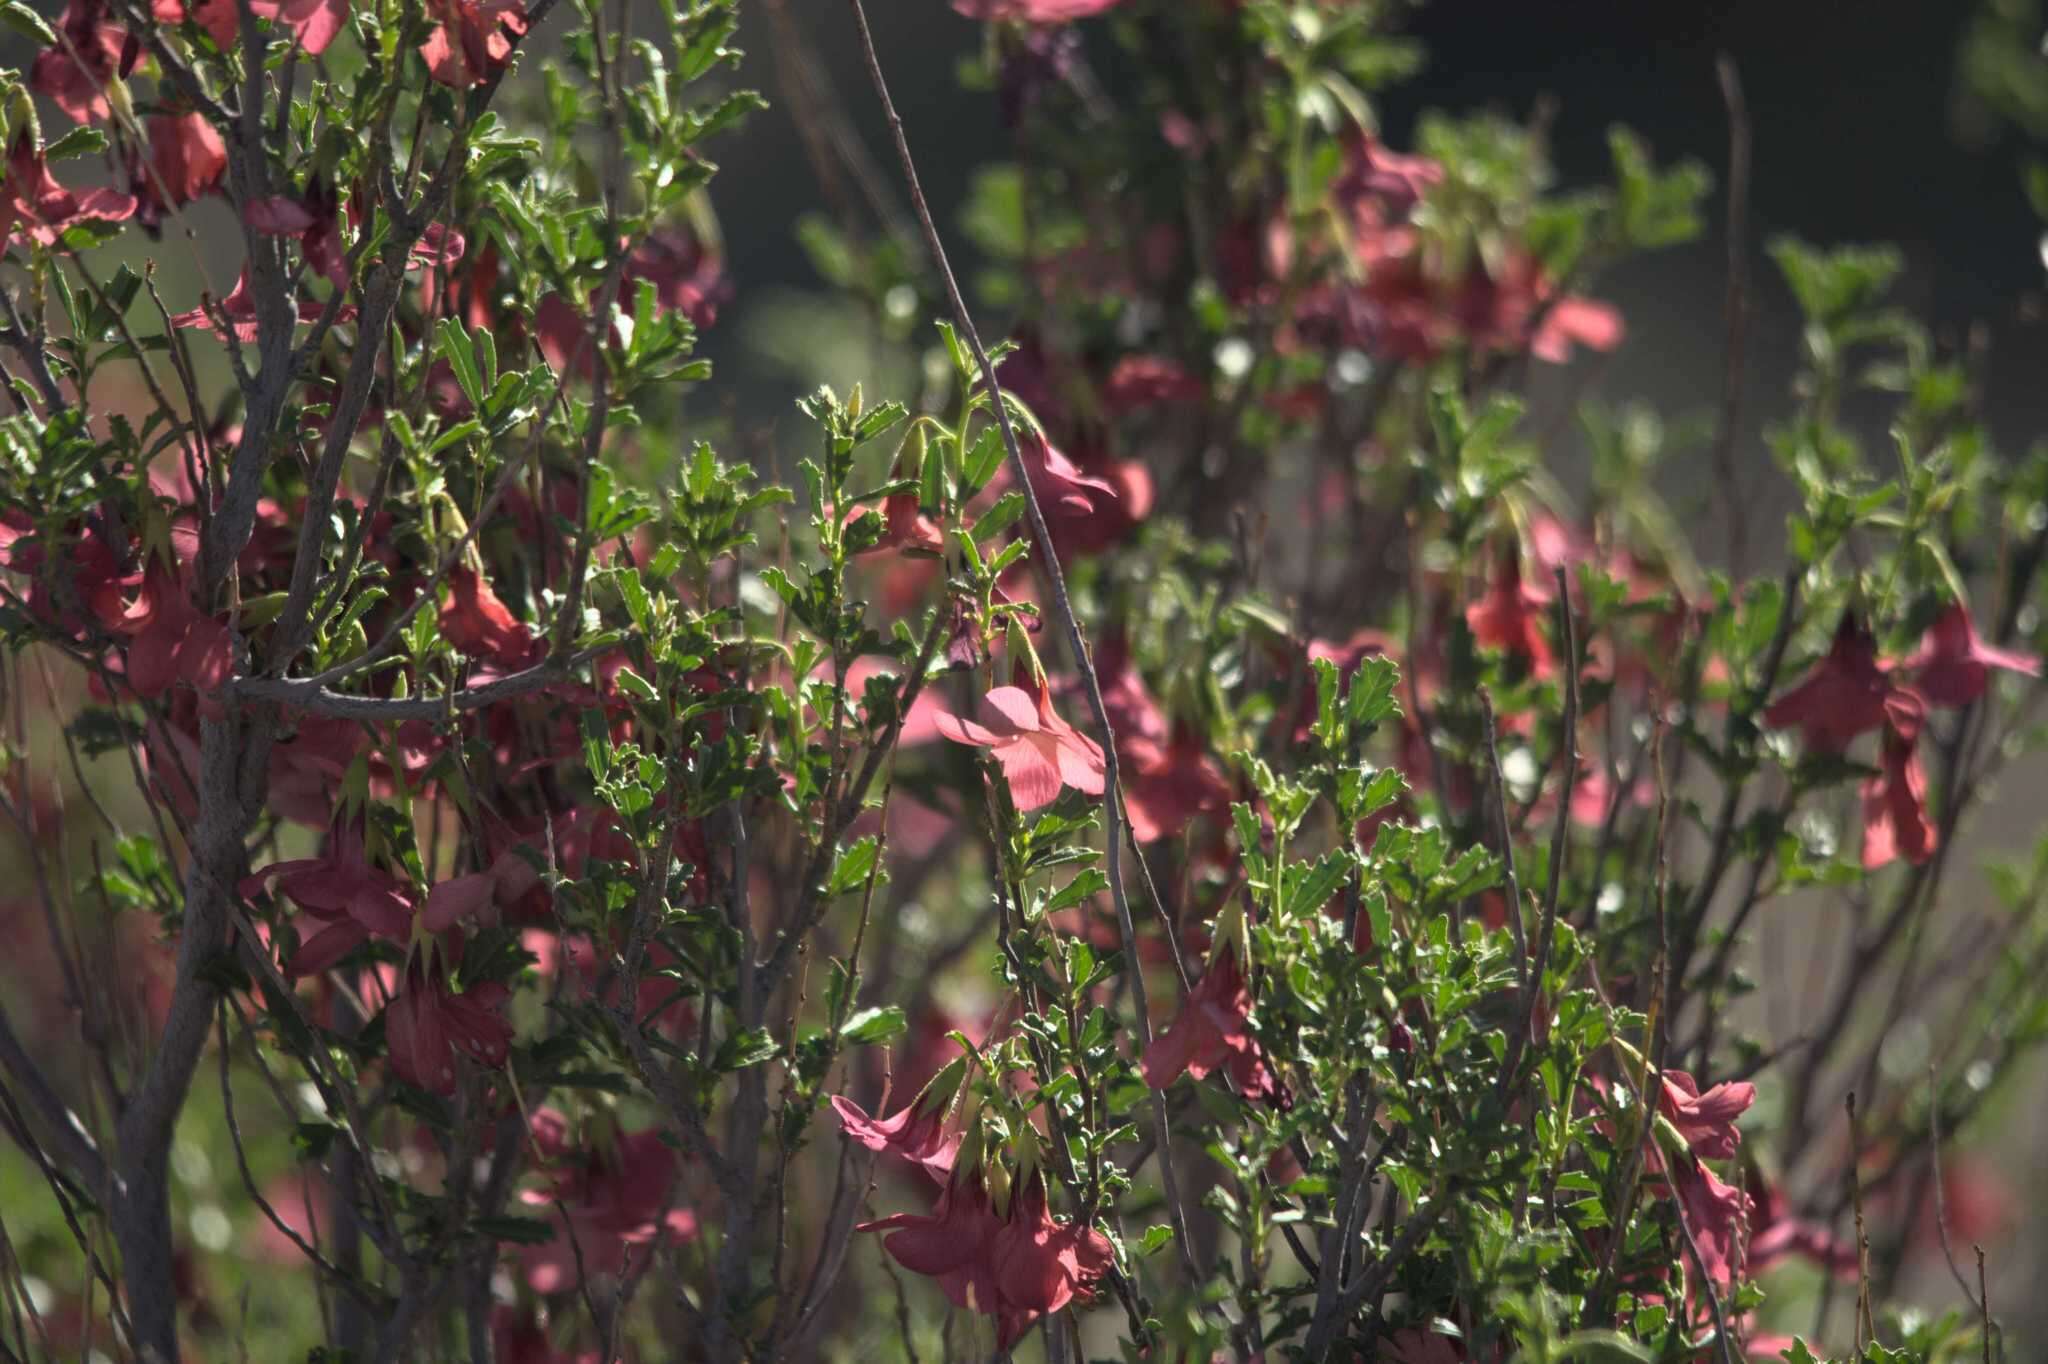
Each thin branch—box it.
[1709,55,1753,577]
[842,0,1201,1293]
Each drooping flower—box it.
[28,0,132,124]
[860,1160,1004,1317]
[420,0,528,88]
[985,1166,1114,1349]
[109,561,232,701]
[1101,354,1204,412]
[1761,613,1908,754]
[252,0,350,54]
[1658,1069,1755,1161]
[1861,708,1936,869]
[934,683,1105,811]
[1141,935,1257,1089]
[1122,732,1231,844]
[0,129,137,247]
[1668,1153,1752,1286]
[831,1054,967,1177]
[950,0,1124,23]
[1745,1167,1856,1278]
[1464,546,1553,676]
[141,111,226,208]
[1021,432,1118,518]
[439,565,540,670]
[1900,602,2039,709]
[246,177,348,287]
[623,226,727,328]
[384,955,511,1095]
[167,265,336,342]
[241,819,415,975]
[520,1112,698,1291]
[849,493,944,558]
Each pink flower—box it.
[1022,432,1118,518]
[1861,710,1936,870]
[1101,354,1203,411]
[253,0,349,54]
[831,1055,967,1177]
[420,0,528,87]
[1658,1070,1755,1161]
[1335,134,1444,216]
[168,265,337,342]
[384,957,511,1095]
[950,0,1123,22]
[623,226,727,328]
[934,683,1105,811]
[1761,614,1912,754]
[1668,1154,1752,1286]
[860,1163,1004,1316]
[439,565,540,669]
[1746,1169,1856,1278]
[28,0,131,124]
[148,109,226,201]
[849,493,944,558]
[986,1167,1114,1349]
[108,561,231,701]
[246,178,347,287]
[1531,295,1625,364]
[0,129,137,247]
[1464,546,1553,677]
[1122,733,1231,844]
[241,819,415,975]
[520,1113,698,1291]
[1900,602,2039,708]
[1142,941,1258,1089]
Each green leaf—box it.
[970,490,1026,543]
[842,1005,907,1045]
[713,1027,779,1072]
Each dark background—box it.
[703,1,2048,475]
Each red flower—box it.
[241,819,415,975]
[1761,613,1911,754]
[0,129,137,247]
[1900,602,2039,709]
[1861,710,1936,870]
[28,0,132,124]
[832,1057,966,1178]
[1021,432,1118,518]
[1142,941,1259,1089]
[849,493,944,558]
[108,561,232,701]
[624,226,727,328]
[934,683,1105,811]
[168,265,337,342]
[1102,354,1204,412]
[986,1167,1115,1348]
[520,1112,698,1291]
[253,0,349,54]
[246,178,347,287]
[439,565,540,669]
[384,956,511,1095]
[950,0,1123,21]
[1122,732,1231,844]
[1745,1168,1856,1278]
[1530,295,1625,364]
[146,112,226,206]
[860,1163,1005,1317]
[1658,1070,1755,1161]
[1464,546,1553,676]
[420,0,528,88]
[1668,1154,1752,1286]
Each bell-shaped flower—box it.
[420,0,528,88]
[168,265,337,342]
[934,682,1105,812]
[849,492,944,558]
[1900,602,2039,709]
[439,565,540,670]
[1668,1153,1752,1286]
[1122,732,1231,844]
[1761,613,1908,754]
[1861,710,1936,870]
[384,954,510,1095]
[242,818,415,975]
[245,177,347,287]
[831,1055,967,1177]
[858,1153,1004,1317]
[1658,1069,1754,1161]
[987,1165,1114,1349]
[1464,546,1553,677]
[28,0,132,124]
[139,111,225,210]
[1,128,136,248]
[1142,923,1260,1090]
[520,1112,698,1291]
